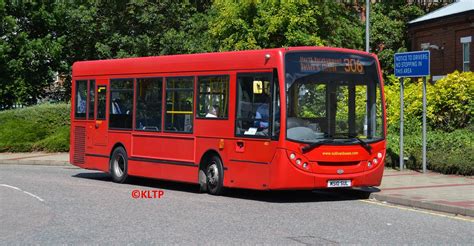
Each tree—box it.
[0,1,65,108]
[369,2,425,77]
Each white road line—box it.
[0,183,45,202]
[22,191,45,202]
[359,199,473,222]
[0,184,21,191]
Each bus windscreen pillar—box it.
[394,51,430,173]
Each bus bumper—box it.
[268,149,385,190]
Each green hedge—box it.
[0,103,70,152]
[386,127,474,176]
[384,71,473,175]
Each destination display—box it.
[299,57,365,74]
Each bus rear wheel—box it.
[205,155,224,195]
[110,146,129,183]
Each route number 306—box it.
[344,58,364,74]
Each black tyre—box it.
[110,146,129,183]
[205,155,224,195]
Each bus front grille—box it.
[317,161,359,166]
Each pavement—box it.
[0,152,472,217]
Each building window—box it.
[136,78,162,131]
[197,75,229,119]
[109,79,134,129]
[235,73,272,137]
[165,77,194,133]
[75,80,87,119]
[461,36,471,72]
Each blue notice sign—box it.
[394,51,430,77]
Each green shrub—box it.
[426,71,473,131]
[0,103,71,152]
[33,125,70,152]
[386,128,474,175]
[384,71,473,175]
[385,71,473,132]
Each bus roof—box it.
[72,46,374,77]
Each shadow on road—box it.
[72,171,379,203]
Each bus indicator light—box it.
[219,139,225,150]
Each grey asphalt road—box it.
[0,165,472,245]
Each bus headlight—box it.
[286,150,311,172]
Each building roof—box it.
[409,0,474,24]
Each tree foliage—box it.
[0,0,450,109]
[385,72,473,132]
[369,2,424,77]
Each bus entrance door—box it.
[93,82,108,148]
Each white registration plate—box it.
[327,180,352,188]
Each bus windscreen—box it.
[285,51,384,144]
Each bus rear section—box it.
[269,50,386,189]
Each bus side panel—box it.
[131,135,194,163]
[85,155,109,173]
[129,134,196,183]
[160,165,198,183]
[224,160,270,190]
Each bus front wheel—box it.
[205,155,224,195]
[110,146,129,183]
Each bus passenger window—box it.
[272,70,280,139]
[75,80,87,119]
[165,77,194,133]
[197,75,229,119]
[235,73,272,137]
[109,79,133,129]
[97,86,107,120]
[88,80,95,119]
[136,78,162,131]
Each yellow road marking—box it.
[359,199,474,222]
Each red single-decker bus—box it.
[70,47,386,195]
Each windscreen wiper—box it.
[349,135,372,154]
[301,139,334,154]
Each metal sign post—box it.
[399,78,404,171]
[394,51,430,173]
[366,0,370,53]
[422,76,427,173]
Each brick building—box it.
[408,0,474,80]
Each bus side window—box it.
[88,80,95,119]
[109,79,133,129]
[97,86,107,120]
[75,80,87,119]
[197,75,229,119]
[135,78,162,131]
[272,70,280,139]
[165,77,194,133]
[235,73,272,137]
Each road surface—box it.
[0,165,472,244]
